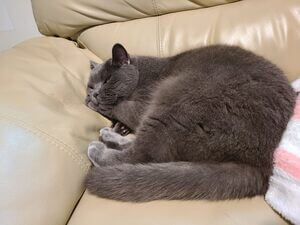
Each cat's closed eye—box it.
[103,75,111,84]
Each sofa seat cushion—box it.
[0,37,108,225]
[68,192,287,225]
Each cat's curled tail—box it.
[85,161,268,202]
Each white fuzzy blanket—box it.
[265,79,300,225]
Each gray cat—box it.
[85,43,296,202]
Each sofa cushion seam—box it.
[152,0,161,57]
[0,113,90,172]
[49,38,87,90]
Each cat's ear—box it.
[112,43,130,67]
[90,61,98,70]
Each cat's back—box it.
[171,45,282,82]
[151,45,295,164]
[166,45,294,104]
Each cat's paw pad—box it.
[87,141,106,167]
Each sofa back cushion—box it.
[31,0,239,38]
[32,0,300,81]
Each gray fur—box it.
[87,141,106,167]
[85,43,296,202]
[100,127,134,149]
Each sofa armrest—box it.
[0,37,108,225]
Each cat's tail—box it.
[85,162,269,202]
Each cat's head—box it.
[85,43,139,118]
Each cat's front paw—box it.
[100,127,133,150]
[87,141,106,167]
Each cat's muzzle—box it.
[85,95,99,112]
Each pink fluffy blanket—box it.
[265,79,300,225]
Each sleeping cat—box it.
[85,43,296,202]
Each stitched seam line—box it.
[49,38,87,90]
[0,113,90,172]
[152,0,161,57]
[157,13,163,57]
[33,38,89,106]
[156,2,163,57]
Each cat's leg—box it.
[89,114,179,166]
[90,76,213,167]
[87,140,138,166]
[99,127,134,150]
[112,100,146,132]
[88,141,107,167]
[87,101,145,166]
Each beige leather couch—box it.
[1,0,299,224]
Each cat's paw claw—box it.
[119,125,131,136]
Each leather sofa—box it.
[0,0,299,224]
